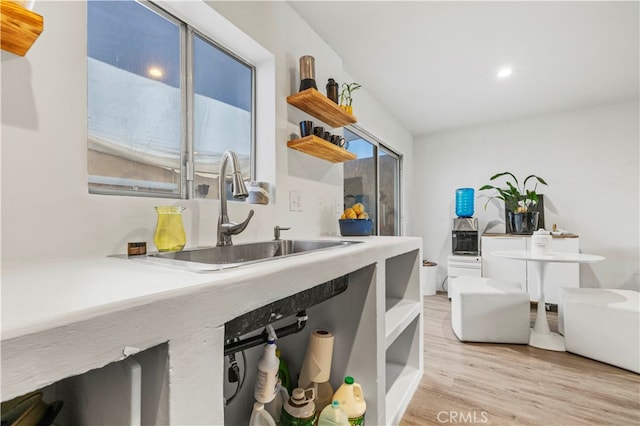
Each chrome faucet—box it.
[274,226,291,241]
[217,150,254,246]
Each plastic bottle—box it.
[280,387,316,426]
[455,188,474,218]
[276,348,292,393]
[333,377,366,426]
[317,400,350,426]
[255,340,280,404]
[265,381,289,425]
[250,402,277,426]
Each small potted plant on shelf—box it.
[339,82,361,115]
[479,172,548,234]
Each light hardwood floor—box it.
[400,293,640,426]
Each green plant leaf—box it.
[479,171,548,213]
[339,82,361,106]
[490,172,518,185]
[523,174,548,188]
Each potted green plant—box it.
[339,82,361,115]
[479,172,548,234]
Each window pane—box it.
[193,34,253,200]
[344,129,377,234]
[379,147,400,236]
[88,0,182,195]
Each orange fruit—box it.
[357,212,369,219]
[352,203,364,216]
[344,208,357,219]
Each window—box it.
[343,127,402,236]
[87,0,254,199]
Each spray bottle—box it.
[255,326,280,404]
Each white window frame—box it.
[88,0,275,198]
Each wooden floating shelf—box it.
[287,88,357,128]
[1,0,43,56]
[288,135,357,163]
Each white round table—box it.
[490,250,605,351]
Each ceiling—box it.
[288,1,639,136]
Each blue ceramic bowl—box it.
[339,219,373,236]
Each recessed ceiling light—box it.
[148,66,164,79]
[497,67,513,79]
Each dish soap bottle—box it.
[153,206,186,252]
[281,387,316,426]
[276,348,292,393]
[255,340,279,404]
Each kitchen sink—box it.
[134,239,361,271]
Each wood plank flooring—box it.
[399,293,640,426]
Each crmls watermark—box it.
[436,410,489,424]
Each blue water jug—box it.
[455,188,474,218]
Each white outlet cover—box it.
[289,190,303,212]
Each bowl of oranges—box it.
[339,203,373,236]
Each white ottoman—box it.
[451,277,530,344]
[560,288,639,373]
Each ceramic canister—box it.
[531,229,552,254]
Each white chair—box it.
[559,288,639,374]
[451,276,530,344]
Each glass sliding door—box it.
[343,127,401,235]
[343,129,377,228]
[379,146,400,235]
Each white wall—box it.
[208,1,415,236]
[1,1,413,267]
[413,101,639,291]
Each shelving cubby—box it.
[383,249,423,425]
[385,315,422,425]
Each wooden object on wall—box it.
[287,89,357,128]
[1,0,44,56]
[288,135,357,163]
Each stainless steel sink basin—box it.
[136,239,361,271]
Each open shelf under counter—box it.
[385,309,421,425]
[385,363,422,425]
[287,135,356,163]
[385,298,421,348]
[287,88,357,128]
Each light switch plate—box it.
[289,190,303,211]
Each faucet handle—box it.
[274,226,291,240]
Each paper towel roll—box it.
[298,330,334,388]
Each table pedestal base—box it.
[529,329,566,351]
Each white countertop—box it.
[3,237,418,339]
[1,236,421,400]
[490,250,605,263]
